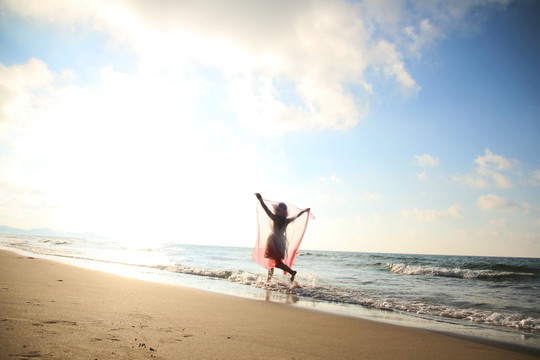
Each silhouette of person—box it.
[255,193,310,282]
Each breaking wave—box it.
[386,263,536,280]
[150,262,540,333]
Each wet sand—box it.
[0,250,537,359]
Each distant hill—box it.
[0,225,103,239]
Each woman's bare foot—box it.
[290,270,297,283]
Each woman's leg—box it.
[276,262,297,282]
[267,268,274,281]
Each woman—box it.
[254,193,310,282]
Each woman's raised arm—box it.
[287,208,310,224]
[255,193,275,220]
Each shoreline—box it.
[4,244,536,352]
[1,249,539,359]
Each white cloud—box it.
[360,192,381,201]
[474,149,516,189]
[523,202,540,214]
[414,154,439,181]
[474,148,517,171]
[8,0,501,135]
[318,173,342,184]
[2,0,510,136]
[447,204,464,218]
[489,172,513,189]
[3,0,372,134]
[451,173,490,188]
[453,149,518,189]
[401,204,463,222]
[405,18,444,58]
[330,173,341,183]
[414,154,440,167]
[372,40,421,97]
[529,169,540,186]
[0,58,59,131]
[361,0,510,59]
[489,218,507,228]
[0,58,266,241]
[477,194,518,211]
[0,177,53,229]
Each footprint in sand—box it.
[41,320,77,326]
[11,350,41,358]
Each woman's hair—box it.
[274,202,288,215]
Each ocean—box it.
[1,233,539,351]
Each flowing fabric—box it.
[251,198,312,272]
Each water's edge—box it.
[2,245,539,354]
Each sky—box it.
[0,0,539,257]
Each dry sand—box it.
[0,250,537,359]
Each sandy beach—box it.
[0,250,537,359]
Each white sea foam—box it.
[158,262,540,332]
[386,263,535,279]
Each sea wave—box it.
[152,264,238,280]
[150,262,540,333]
[272,282,539,332]
[386,263,536,280]
[296,252,331,258]
[39,238,71,245]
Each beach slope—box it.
[0,250,536,359]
